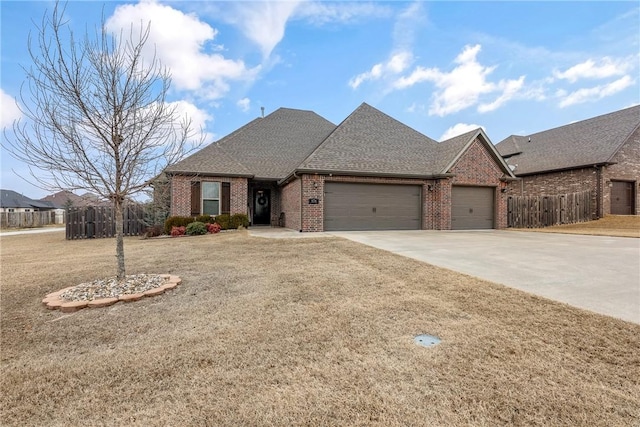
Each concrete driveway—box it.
[329,230,640,324]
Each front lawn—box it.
[1,231,638,426]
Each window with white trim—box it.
[202,182,220,216]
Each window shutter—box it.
[221,182,231,215]
[190,181,201,216]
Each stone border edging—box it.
[42,274,182,313]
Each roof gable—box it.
[439,128,515,177]
[167,108,336,180]
[495,105,640,175]
[297,103,443,176]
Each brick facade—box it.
[169,138,512,230]
[281,178,302,231]
[170,175,248,217]
[602,127,640,215]
[292,138,509,231]
[505,127,639,217]
[449,138,509,228]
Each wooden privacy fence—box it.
[507,191,591,228]
[0,211,58,229]
[66,206,146,239]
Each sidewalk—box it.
[0,227,65,237]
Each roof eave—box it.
[279,168,454,185]
[165,170,254,179]
[515,162,615,177]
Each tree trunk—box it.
[115,200,126,280]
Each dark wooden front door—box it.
[611,181,634,215]
[253,189,271,225]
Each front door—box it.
[253,189,271,225]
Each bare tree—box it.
[4,2,202,279]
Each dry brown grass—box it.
[512,215,640,238]
[1,231,639,426]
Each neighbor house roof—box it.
[40,190,110,207]
[0,189,58,209]
[166,108,336,180]
[495,105,640,175]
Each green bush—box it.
[164,216,195,235]
[195,214,213,224]
[230,213,250,229]
[214,214,231,230]
[185,221,208,236]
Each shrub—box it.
[170,226,186,237]
[164,216,195,234]
[214,214,231,230]
[186,221,208,236]
[144,224,164,238]
[230,213,250,229]
[207,223,221,234]
[195,214,213,224]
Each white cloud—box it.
[105,1,259,100]
[440,123,484,141]
[223,1,302,58]
[349,51,413,89]
[1,89,22,128]
[349,3,422,90]
[478,76,525,113]
[295,2,392,26]
[166,99,214,143]
[554,57,634,83]
[237,98,251,112]
[558,75,635,107]
[394,44,526,116]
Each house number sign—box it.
[308,198,320,204]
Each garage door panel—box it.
[324,183,421,231]
[611,181,634,215]
[452,186,494,230]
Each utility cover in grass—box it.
[414,334,441,347]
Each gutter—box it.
[279,169,455,185]
[164,171,254,179]
[513,162,615,177]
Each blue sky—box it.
[1,1,638,199]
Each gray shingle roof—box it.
[297,103,446,176]
[166,103,513,181]
[0,189,58,209]
[167,108,336,180]
[495,105,640,175]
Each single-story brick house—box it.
[496,105,640,217]
[165,103,515,231]
[0,189,59,213]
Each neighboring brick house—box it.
[496,105,640,217]
[0,189,59,213]
[164,103,515,231]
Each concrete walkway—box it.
[329,230,640,325]
[0,227,65,237]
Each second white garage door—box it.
[324,183,421,231]
[451,186,495,230]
